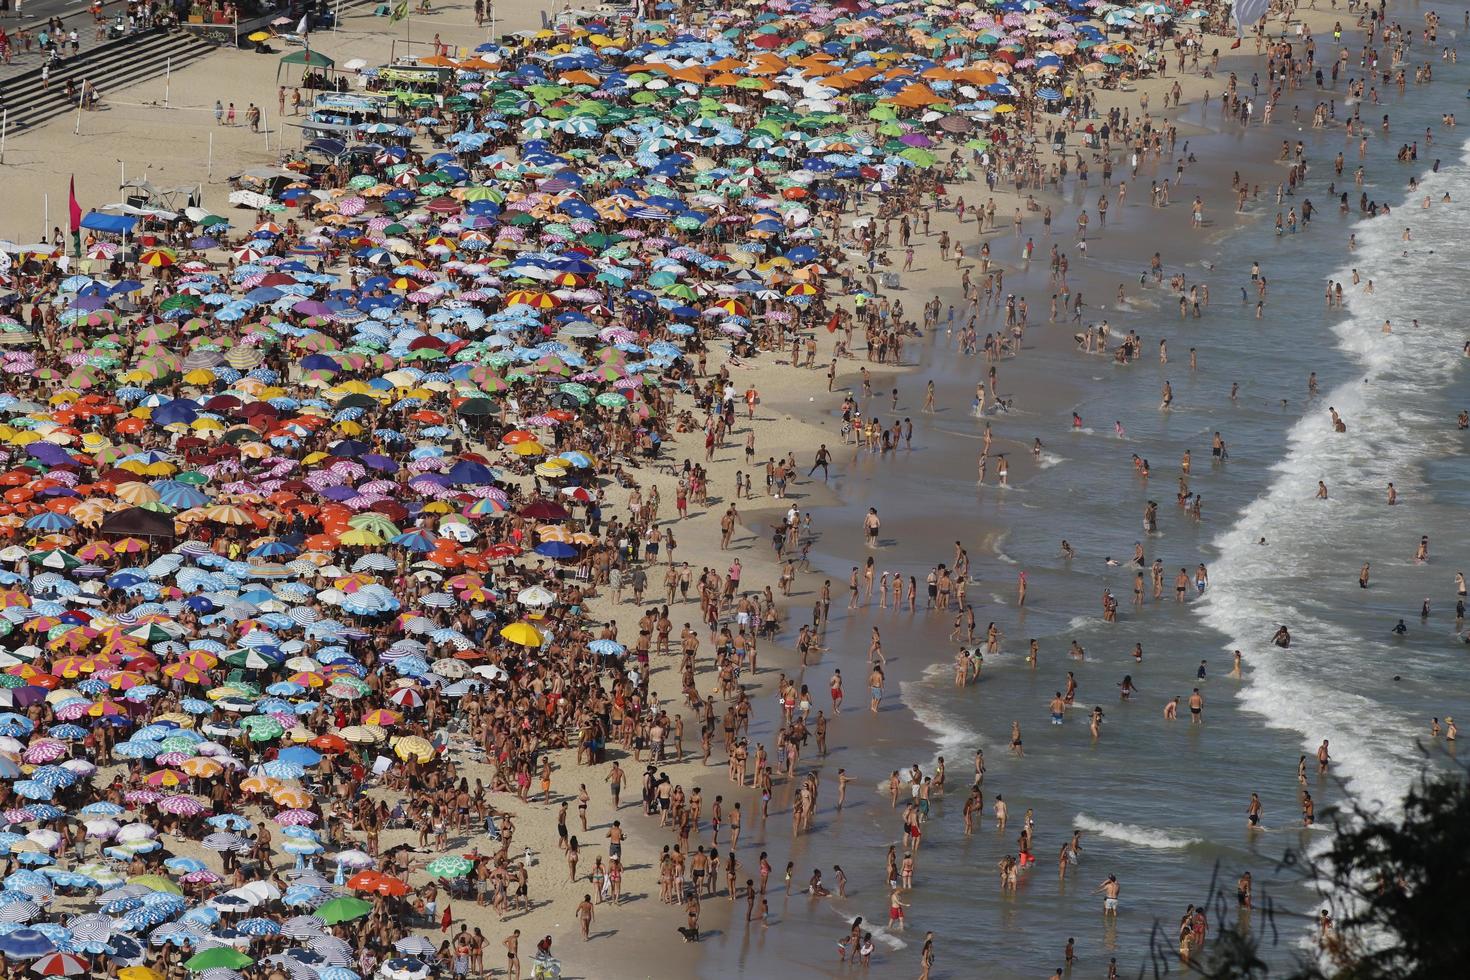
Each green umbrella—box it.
[158,295,200,312]
[557,382,591,403]
[159,736,200,755]
[426,855,475,878]
[240,716,285,741]
[186,949,254,971]
[898,147,937,168]
[316,896,373,925]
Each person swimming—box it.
[1272,626,1292,648]
[1392,619,1408,635]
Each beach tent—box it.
[100,507,178,544]
[278,49,336,82]
[79,212,139,237]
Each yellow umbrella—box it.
[179,757,223,778]
[499,622,543,647]
[128,874,183,894]
[392,735,435,763]
[114,481,161,505]
[271,786,312,808]
[240,774,280,794]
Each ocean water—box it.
[695,36,1470,980]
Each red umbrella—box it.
[517,499,569,520]
[29,953,90,977]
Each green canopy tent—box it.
[277,49,336,83]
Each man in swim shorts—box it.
[1094,873,1120,915]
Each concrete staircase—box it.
[0,2,382,135]
[0,27,218,134]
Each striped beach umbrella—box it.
[29,953,89,976]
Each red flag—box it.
[68,176,82,234]
[825,312,840,334]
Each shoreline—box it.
[676,4,1424,976]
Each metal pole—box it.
[263,105,270,154]
[335,0,340,32]
[1,108,7,165]
[75,90,83,135]
[207,132,214,181]
[43,194,49,243]
[165,58,171,107]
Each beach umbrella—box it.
[185,949,253,971]
[314,897,371,925]
[0,929,56,958]
[29,953,90,976]
[424,855,473,879]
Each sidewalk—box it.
[0,2,124,85]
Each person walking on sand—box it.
[226,102,237,126]
[576,894,594,940]
[214,100,223,125]
[863,507,881,547]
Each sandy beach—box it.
[1,0,1466,978]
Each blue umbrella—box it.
[277,746,322,767]
[0,927,55,957]
[237,918,281,937]
[79,802,124,816]
[163,857,207,874]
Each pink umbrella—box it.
[22,740,68,764]
[275,808,318,826]
[158,795,210,816]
